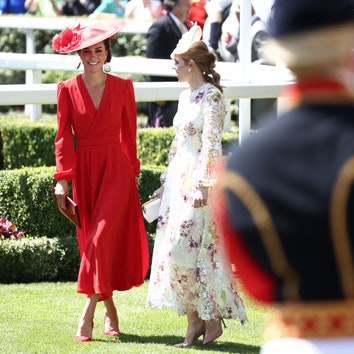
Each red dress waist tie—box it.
[76,136,120,147]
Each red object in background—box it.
[187,0,207,29]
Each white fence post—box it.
[238,0,252,145]
[24,29,42,121]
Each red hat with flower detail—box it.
[52,20,125,54]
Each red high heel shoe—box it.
[203,318,226,345]
[104,314,120,337]
[75,320,94,342]
[174,321,206,347]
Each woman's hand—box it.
[150,185,164,199]
[193,186,208,208]
[54,180,69,209]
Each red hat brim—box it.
[52,19,125,54]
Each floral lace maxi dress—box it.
[147,83,247,323]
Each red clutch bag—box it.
[54,195,81,228]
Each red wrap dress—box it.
[54,74,149,301]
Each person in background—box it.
[219,0,354,353]
[89,0,127,19]
[202,0,232,56]
[36,0,100,16]
[25,0,61,16]
[146,25,247,347]
[0,0,6,13]
[0,0,26,13]
[124,0,163,20]
[220,0,269,63]
[146,0,191,127]
[219,0,275,130]
[52,20,149,342]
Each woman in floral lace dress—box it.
[146,25,247,347]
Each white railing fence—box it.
[0,14,295,141]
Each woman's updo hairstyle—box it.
[181,41,223,93]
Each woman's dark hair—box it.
[104,38,112,63]
[181,41,223,93]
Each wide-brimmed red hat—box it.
[52,19,125,54]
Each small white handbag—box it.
[142,197,161,223]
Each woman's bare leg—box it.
[75,294,99,339]
[103,296,119,335]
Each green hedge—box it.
[0,167,73,238]
[0,166,163,239]
[0,165,164,283]
[0,119,57,170]
[0,119,238,169]
[0,236,78,283]
[137,128,175,166]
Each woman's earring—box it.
[103,62,111,73]
[187,67,192,72]
[76,61,81,70]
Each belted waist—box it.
[76,136,120,147]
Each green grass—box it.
[0,281,266,353]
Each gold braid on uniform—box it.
[330,155,354,298]
[222,171,300,301]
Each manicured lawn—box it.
[0,281,267,353]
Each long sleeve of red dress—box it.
[120,78,140,176]
[54,81,77,181]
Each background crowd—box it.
[0,0,273,58]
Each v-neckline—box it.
[79,74,109,112]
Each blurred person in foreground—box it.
[146,0,191,127]
[52,20,149,342]
[146,24,247,347]
[218,0,354,353]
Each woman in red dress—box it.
[52,20,149,342]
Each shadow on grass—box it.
[94,333,260,353]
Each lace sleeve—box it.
[195,87,226,188]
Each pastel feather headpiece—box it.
[170,24,203,58]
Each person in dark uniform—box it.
[146,0,191,127]
[218,0,354,353]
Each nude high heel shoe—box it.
[174,321,206,347]
[203,318,226,345]
[104,314,120,337]
[75,320,94,342]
